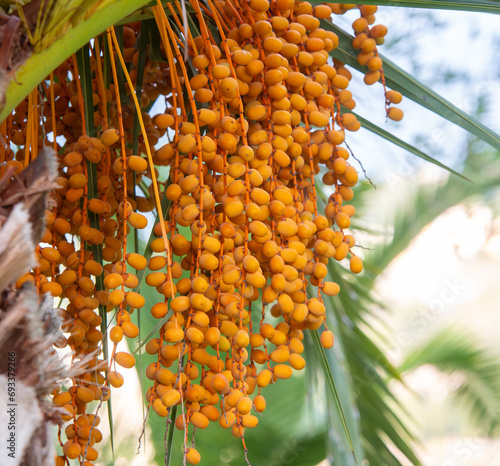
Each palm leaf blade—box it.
[0,0,153,121]
[311,329,356,459]
[352,111,470,180]
[400,328,500,433]
[75,44,115,458]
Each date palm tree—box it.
[0,1,499,465]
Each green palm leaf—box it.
[363,153,500,277]
[0,0,152,121]
[310,329,357,459]
[75,43,115,457]
[352,111,470,180]
[314,177,422,465]
[308,324,363,464]
[400,327,500,434]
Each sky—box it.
[331,6,500,184]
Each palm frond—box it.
[304,310,364,464]
[0,0,152,121]
[351,110,470,180]
[400,327,500,434]
[309,329,357,459]
[75,43,114,457]
[314,178,422,465]
[363,155,500,277]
